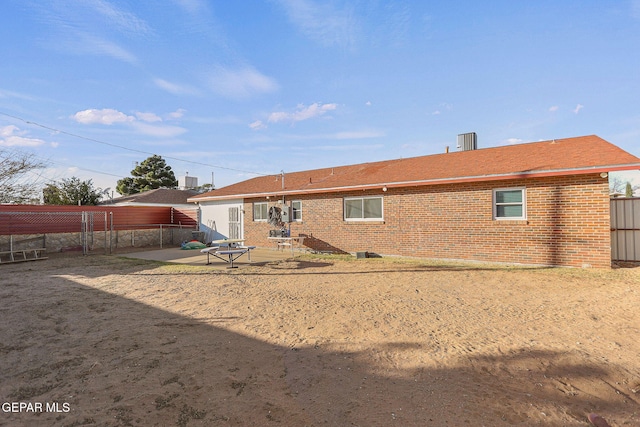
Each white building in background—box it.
[179,175,198,190]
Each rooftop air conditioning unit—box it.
[457,132,477,151]
[179,176,198,190]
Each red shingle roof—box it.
[103,188,199,205]
[189,135,640,202]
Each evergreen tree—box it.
[116,155,177,195]
[625,182,633,198]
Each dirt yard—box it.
[0,253,639,426]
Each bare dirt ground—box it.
[0,252,639,426]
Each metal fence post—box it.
[109,212,113,254]
[81,211,87,255]
[103,211,108,254]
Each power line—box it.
[0,111,270,176]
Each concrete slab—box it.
[118,246,295,268]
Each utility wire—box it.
[0,111,270,176]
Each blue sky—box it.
[1,0,639,197]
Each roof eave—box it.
[189,163,640,202]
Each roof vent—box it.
[457,132,477,151]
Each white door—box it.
[229,207,241,239]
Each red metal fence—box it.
[0,205,199,235]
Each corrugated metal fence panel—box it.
[610,198,640,261]
[0,205,187,235]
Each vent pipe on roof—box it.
[457,132,477,151]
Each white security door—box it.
[229,207,241,239]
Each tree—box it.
[609,175,626,195]
[0,148,46,204]
[116,155,177,195]
[194,183,214,194]
[43,177,103,205]
[626,182,634,198]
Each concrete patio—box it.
[119,246,297,268]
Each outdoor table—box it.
[210,238,245,248]
[200,245,256,268]
[267,236,305,255]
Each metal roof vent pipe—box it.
[457,132,477,151]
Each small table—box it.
[267,236,306,255]
[201,245,256,268]
[210,238,245,248]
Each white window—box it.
[292,200,302,221]
[493,188,526,220]
[253,202,268,221]
[344,196,383,221]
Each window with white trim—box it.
[253,202,268,221]
[344,196,383,221]
[291,200,302,221]
[493,188,526,220]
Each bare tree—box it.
[609,175,627,194]
[609,175,639,197]
[0,148,47,204]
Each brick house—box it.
[189,135,640,268]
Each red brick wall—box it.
[243,174,611,268]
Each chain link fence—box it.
[0,210,197,256]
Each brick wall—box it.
[242,173,611,268]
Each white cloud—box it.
[432,103,452,115]
[0,125,46,147]
[88,0,151,35]
[166,109,187,120]
[549,105,559,112]
[72,108,135,125]
[135,112,162,123]
[0,88,37,101]
[72,108,186,137]
[249,120,267,130]
[573,104,584,114]
[268,103,337,123]
[0,125,17,138]
[89,36,137,63]
[154,78,199,96]
[27,1,146,63]
[206,66,279,99]
[174,0,208,15]
[61,32,138,64]
[365,101,372,106]
[275,0,357,49]
[505,138,524,145]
